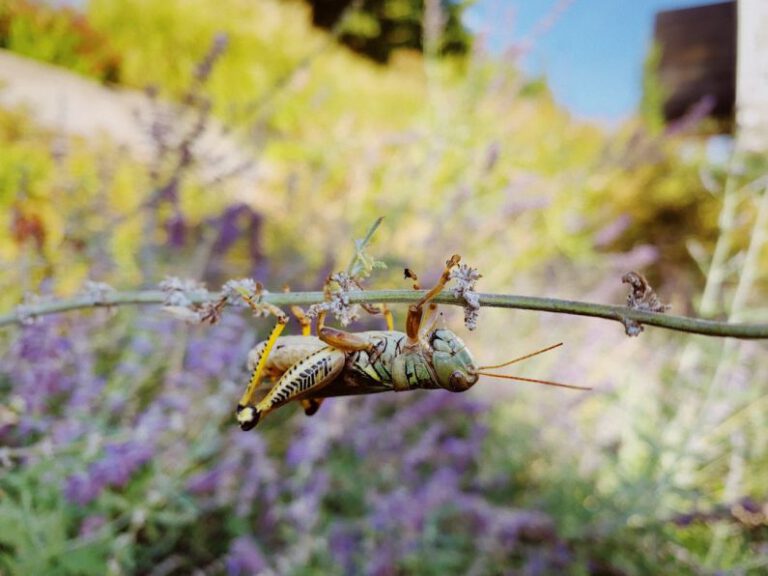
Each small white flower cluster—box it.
[15,292,43,326]
[306,272,361,327]
[81,281,116,304]
[450,264,482,331]
[159,277,209,307]
[220,278,286,323]
[221,278,262,309]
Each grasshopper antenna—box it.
[475,343,590,391]
[474,371,592,391]
[478,342,563,371]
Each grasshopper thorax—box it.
[428,328,479,392]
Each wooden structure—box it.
[655,0,768,150]
[736,0,768,151]
[654,1,736,128]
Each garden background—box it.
[1,1,767,574]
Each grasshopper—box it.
[235,255,589,431]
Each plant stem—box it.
[2,289,768,339]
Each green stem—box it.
[2,289,768,339]
[346,216,384,275]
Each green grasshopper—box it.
[235,255,589,431]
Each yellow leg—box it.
[233,285,290,430]
[291,301,323,415]
[237,318,288,429]
[291,305,312,336]
[296,305,323,416]
[382,304,394,331]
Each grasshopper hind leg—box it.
[244,347,345,429]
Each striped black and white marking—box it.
[267,349,336,407]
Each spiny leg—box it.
[290,305,312,336]
[319,326,374,352]
[404,267,431,339]
[284,284,312,337]
[404,254,460,344]
[381,304,394,331]
[237,319,288,429]
[234,287,289,430]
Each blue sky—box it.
[468,0,726,123]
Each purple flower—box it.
[226,536,269,576]
[64,473,102,506]
[4,318,77,415]
[593,213,631,247]
[329,523,361,573]
[79,515,107,538]
[165,212,187,248]
[195,33,229,84]
[186,467,225,495]
[92,441,153,487]
[63,441,153,505]
[367,542,398,576]
[184,314,249,380]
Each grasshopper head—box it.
[428,329,479,392]
[236,404,261,431]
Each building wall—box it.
[737,0,768,151]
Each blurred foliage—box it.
[0,0,120,81]
[639,42,665,136]
[308,0,473,63]
[87,0,427,127]
[1,0,767,574]
[2,0,750,296]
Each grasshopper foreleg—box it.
[405,255,460,345]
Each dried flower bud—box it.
[622,271,670,313]
[305,272,362,327]
[159,277,208,307]
[82,281,116,304]
[306,301,332,320]
[222,278,261,308]
[451,264,482,331]
[620,271,669,337]
[15,304,37,326]
[14,292,46,326]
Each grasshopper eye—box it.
[448,370,472,392]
